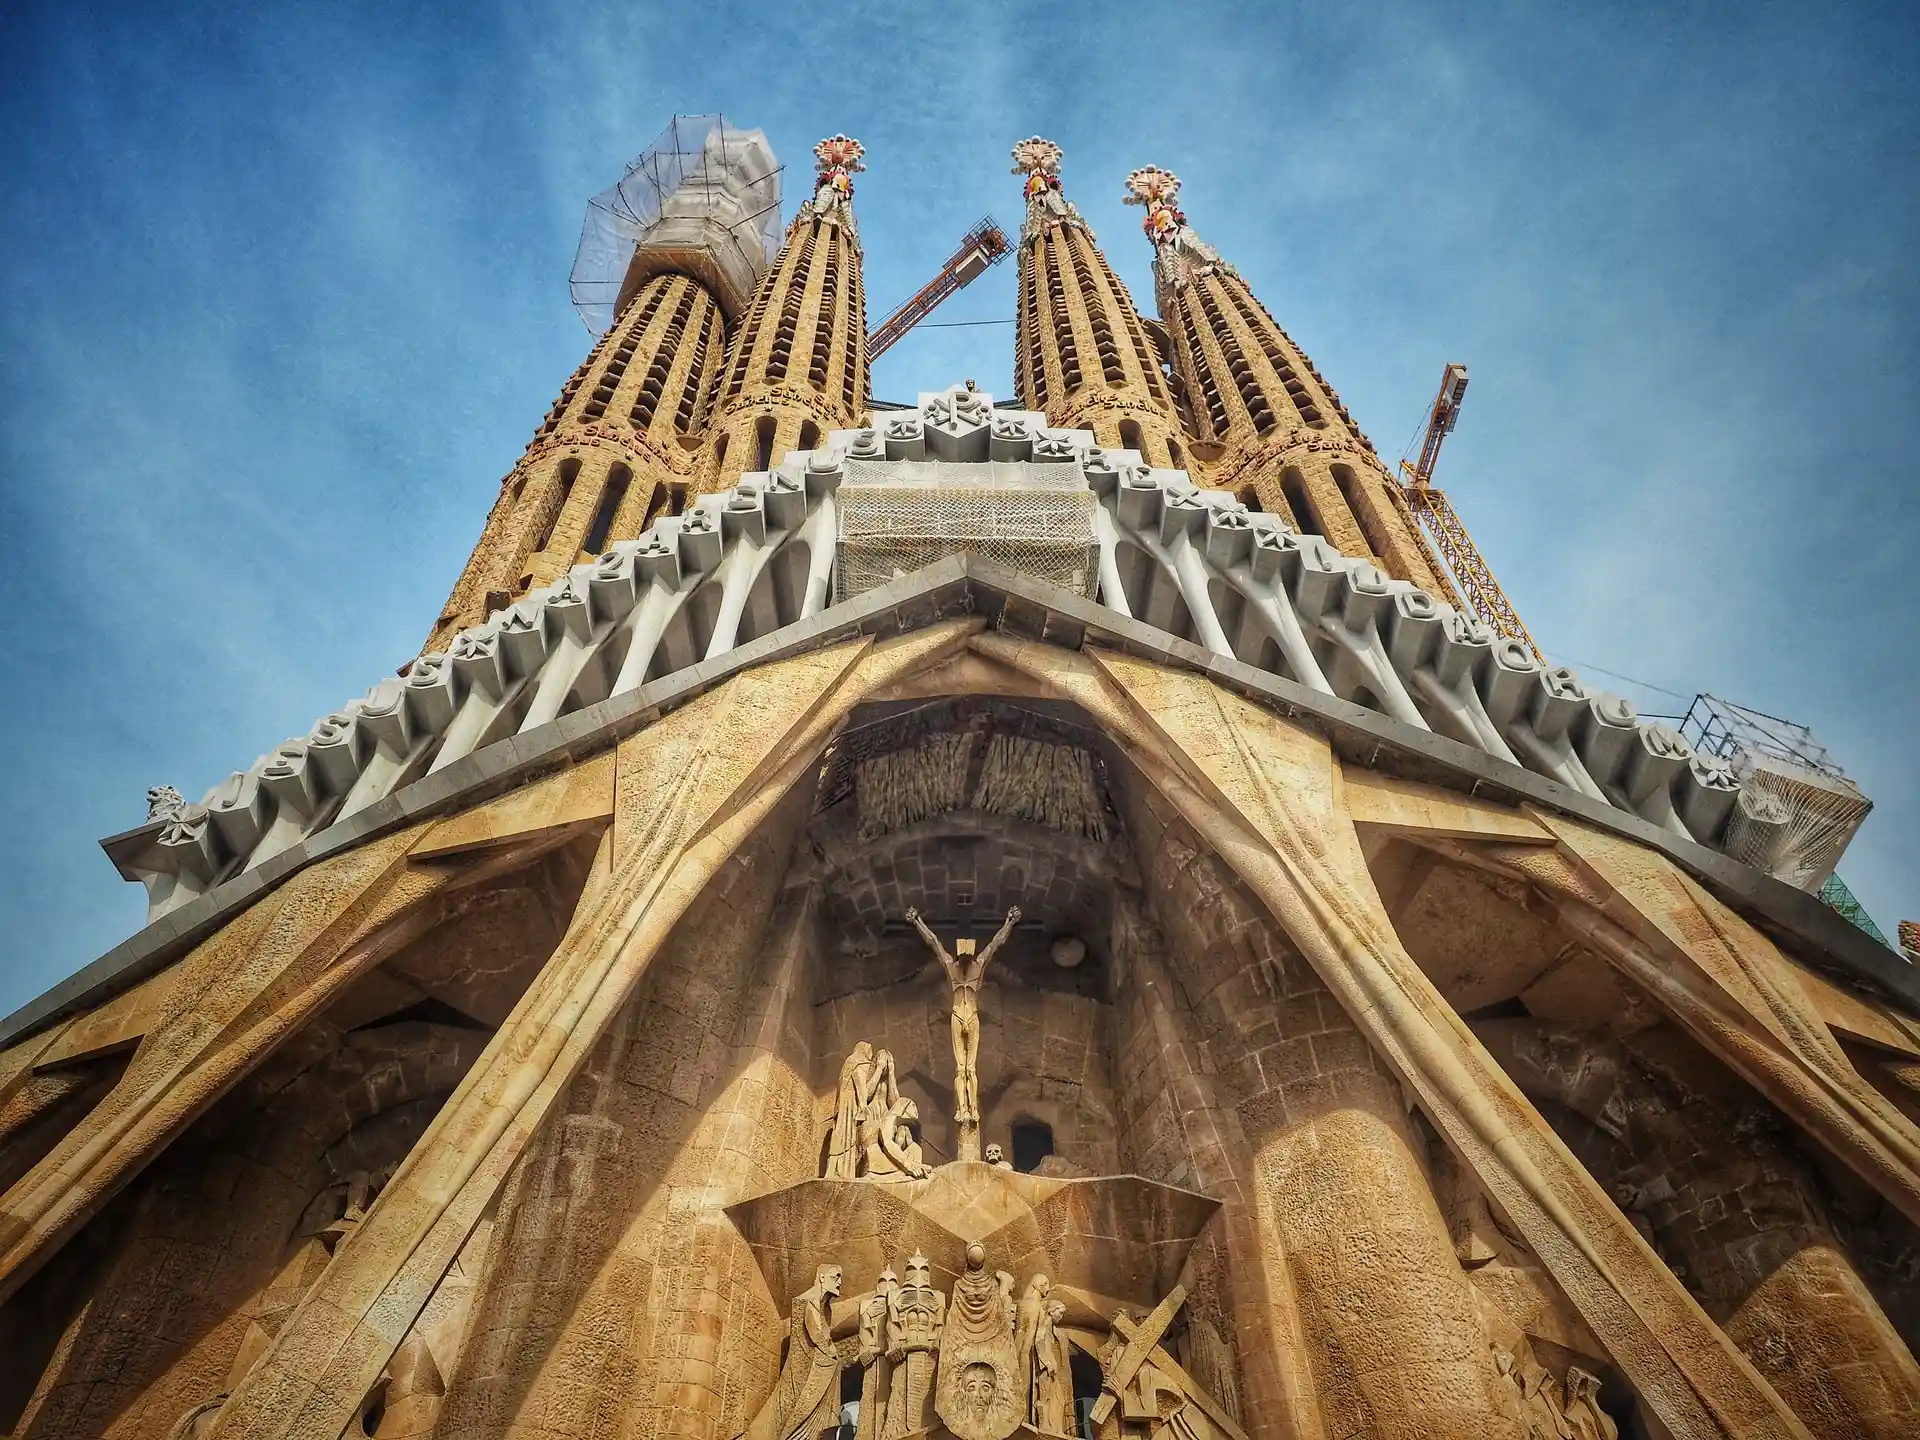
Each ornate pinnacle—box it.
[1011,137,1079,239]
[814,134,865,181]
[1123,165,1186,248]
[813,134,864,187]
[1011,137,1064,203]
[806,135,865,224]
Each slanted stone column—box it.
[1481,1019,1920,1440]
[1121,784,1522,1440]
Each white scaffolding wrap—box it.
[1677,693,1872,892]
[569,114,781,333]
[834,458,1099,603]
[1722,758,1873,892]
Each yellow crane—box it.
[1397,363,1544,663]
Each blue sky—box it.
[1,0,1915,1017]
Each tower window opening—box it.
[842,258,867,416]
[1169,438,1184,467]
[534,459,580,552]
[1011,1118,1054,1173]
[1119,419,1144,457]
[1280,468,1322,537]
[754,416,777,474]
[1236,485,1261,512]
[642,482,673,531]
[582,464,631,555]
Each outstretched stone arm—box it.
[974,906,1023,975]
[905,906,956,975]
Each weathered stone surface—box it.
[7,630,1919,1440]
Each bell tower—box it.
[1009,138,1186,467]
[702,135,872,495]
[426,121,777,651]
[1123,165,1454,598]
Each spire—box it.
[1126,163,1455,598]
[1007,138,1185,467]
[425,123,775,651]
[701,134,871,494]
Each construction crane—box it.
[1397,363,1545,663]
[867,217,1011,359]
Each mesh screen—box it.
[1722,759,1873,891]
[835,459,1098,603]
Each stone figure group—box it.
[749,1247,1244,1440]
[827,1042,931,1182]
[1493,1346,1619,1440]
[747,1265,844,1440]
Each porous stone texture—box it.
[699,164,868,497]
[1118,778,1523,1440]
[4,632,1920,1440]
[429,271,730,647]
[12,1020,488,1439]
[1139,195,1451,596]
[1481,1018,1920,1439]
[435,817,813,1440]
[1011,147,1186,469]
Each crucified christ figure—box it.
[906,905,1021,1147]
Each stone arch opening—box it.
[1010,1117,1054,1173]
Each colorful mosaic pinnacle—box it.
[1011,135,1064,201]
[814,132,866,188]
[1122,164,1186,245]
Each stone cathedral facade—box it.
[2,127,1917,1440]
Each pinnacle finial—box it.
[814,134,866,183]
[1011,136,1064,200]
[806,135,865,220]
[1123,165,1186,247]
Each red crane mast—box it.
[867,218,1011,360]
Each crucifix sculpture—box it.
[906,904,1020,1163]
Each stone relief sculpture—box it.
[747,1264,843,1440]
[146,783,187,821]
[1098,1317,1221,1440]
[906,904,1021,1160]
[936,1243,1026,1440]
[828,1042,895,1180]
[883,1251,946,1440]
[828,1041,930,1182]
[984,1141,1013,1170]
[166,1168,391,1439]
[1013,1274,1054,1426]
[1032,1297,1074,1435]
[857,1267,900,1440]
[1180,1319,1241,1429]
[1492,1345,1613,1440]
[863,1090,931,1182]
[1517,1357,1575,1440]
[1562,1368,1619,1440]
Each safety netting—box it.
[833,458,1099,604]
[569,114,782,334]
[1680,693,1873,891]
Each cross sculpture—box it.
[906,905,1020,1163]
